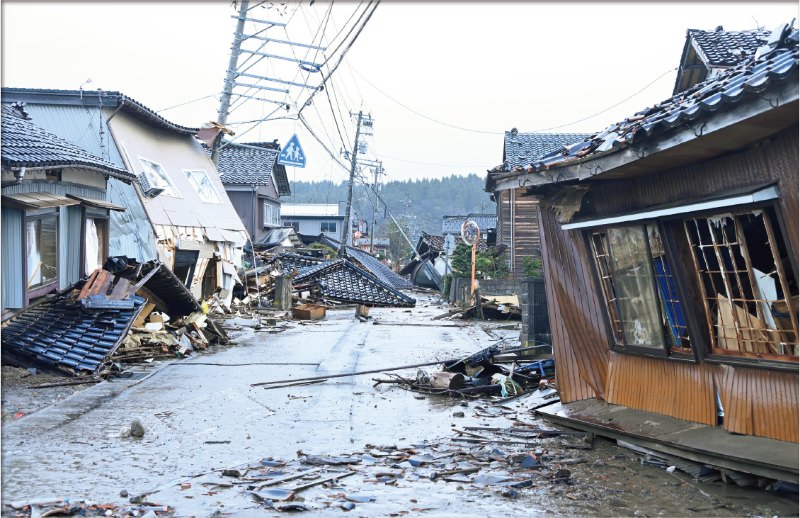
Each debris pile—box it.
[237,251,416,311]
[166,422,589,513]
[2,498,174,517]
[375,344,554,399]
[1,257,228,377]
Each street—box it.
[2,294,798,517]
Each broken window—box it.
[172,249,199,288]
[26,214,58,290]
[139,158,180,197]
[684,208,798,361]
[185,170,221,203]
[321,221,337,233]
[590,224,691,354]
[84,217,108,275]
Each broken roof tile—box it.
[293,258,416,307]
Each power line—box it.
[351,65,679,135]
[298,1,378,117]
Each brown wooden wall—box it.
[715,364,799,442]
[538,125,799,442]
[606,353,717,426]
[496,188,542,280]
[585,126,798,261]
[539,204,610,402]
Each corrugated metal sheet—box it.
[606,353,717,426]
[106,178,157,262]
[18,104,124,166]
[539,204,610,402]
[716,364,798,442]
[4,103,157,262]
[2,207,24,310]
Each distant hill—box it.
[284,173,494,252]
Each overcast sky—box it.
[2,1,797,185]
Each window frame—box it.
[679,203,798,368]
[81,210,110,277]
[321,221,337,233]
[24,210,60,304]
[184,169,221,203]
[138,157,181,198]
[262,200,281,227]
[586,221,696,360]
[582,198,797,371]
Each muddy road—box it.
[2,294,797,517]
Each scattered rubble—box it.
[0,257,228,378]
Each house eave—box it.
[494,79,799,193]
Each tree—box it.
[449,244,509,280]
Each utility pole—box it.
[369,161,383,255]
[211,2,324,166]
[340,111,365,257]
[211,0,249,166]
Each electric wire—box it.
[351,65,679,134]
[298,1,378,117]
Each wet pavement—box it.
[2,293,798,517]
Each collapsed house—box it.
[241,240,416,309]
[487,22,799,480]
[399,232,449,291]
[1,257,225,376]
[1,88,249,305]
[1,104,136,316]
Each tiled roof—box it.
[346,247,415,290]
[316,234,414,290]
[293,258,416,307]
[216,142,290,194]
[689,27,771,67]
[1,290,145,374]
[503,131,592,170]
[1,88,198,134]
[502,23,799,178]
[1,105,133,180]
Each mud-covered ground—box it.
[2,295,798,517]
[1,366,88,423]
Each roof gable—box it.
[1,88,198,135]
[216,141,291,195]
[674,26,772,94]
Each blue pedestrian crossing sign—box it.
[277,134,306,168]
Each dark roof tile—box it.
[1,104,133,179]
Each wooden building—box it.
[491,23,798,455]
[486,131,589,280]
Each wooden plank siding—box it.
[496,188,543,281]
[584,126,797,264]
[715,364,799,443]
[535,125,798,441]
[606,353,717,426]
[538,203,609,401]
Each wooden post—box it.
[274,276,292,310]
